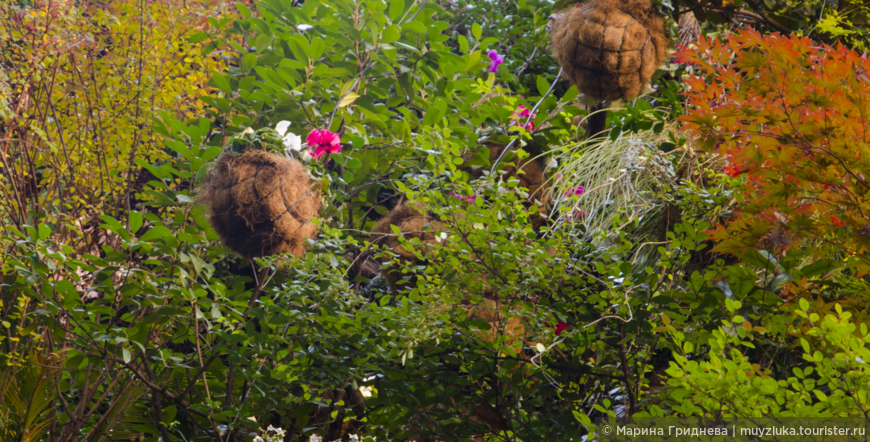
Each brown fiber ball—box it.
[550,0,668,101]
[198,150,321,259]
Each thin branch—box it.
[491,68,563,173]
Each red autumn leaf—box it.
[681,29,870,257]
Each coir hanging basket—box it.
[198,150,321,259]
[550,0,668,101]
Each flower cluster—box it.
[306,128,341,159]
[487,50,503,73]
[252,426,287,442]
[510,105,536,131]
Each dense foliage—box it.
[3,0,870,441]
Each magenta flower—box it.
[449,193,476,202]
[510,105,536,131]
[306,129,341,160]
[564,185,584,196]
[544,318,569,335]
[487,50,504,73]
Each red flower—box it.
[306,129,341,159]
[545,318,569,335]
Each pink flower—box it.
[572,209,587,219]
[449,193,476,202]
[487,50,504,73]
[564,185,584,196]
[306,129,341,160]
[510,105,536,131]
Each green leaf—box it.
[129,211,143,234]
[254,34,271,53]
[211,72,232,94]
[458,35,469,53]
[310,38,326,60]
[189,32,209,43]
[422,97,448,126]
[389,0,405,23]
[242,53,258,70]
[401,21,427,35]
[38,223,50,240]
[139,226,171,242]
[346,158,362,169]
[800,338,811,353]
[382,25,401,43]
[237,3,252,17]
[536,75,549,97]
[122,348,131,364]
[338,92,361,108]
[472,23,482,40]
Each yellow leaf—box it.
[338,92,360,108]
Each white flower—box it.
[242,127,255,135]
[283,132,302,153]
[275,120,302,153]
[359,386,373,397]
[545,157,558,172]
[275,120,292,137]
[309,435,322,442]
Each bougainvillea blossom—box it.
[510,105,536,130]
[487,50,504,73]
